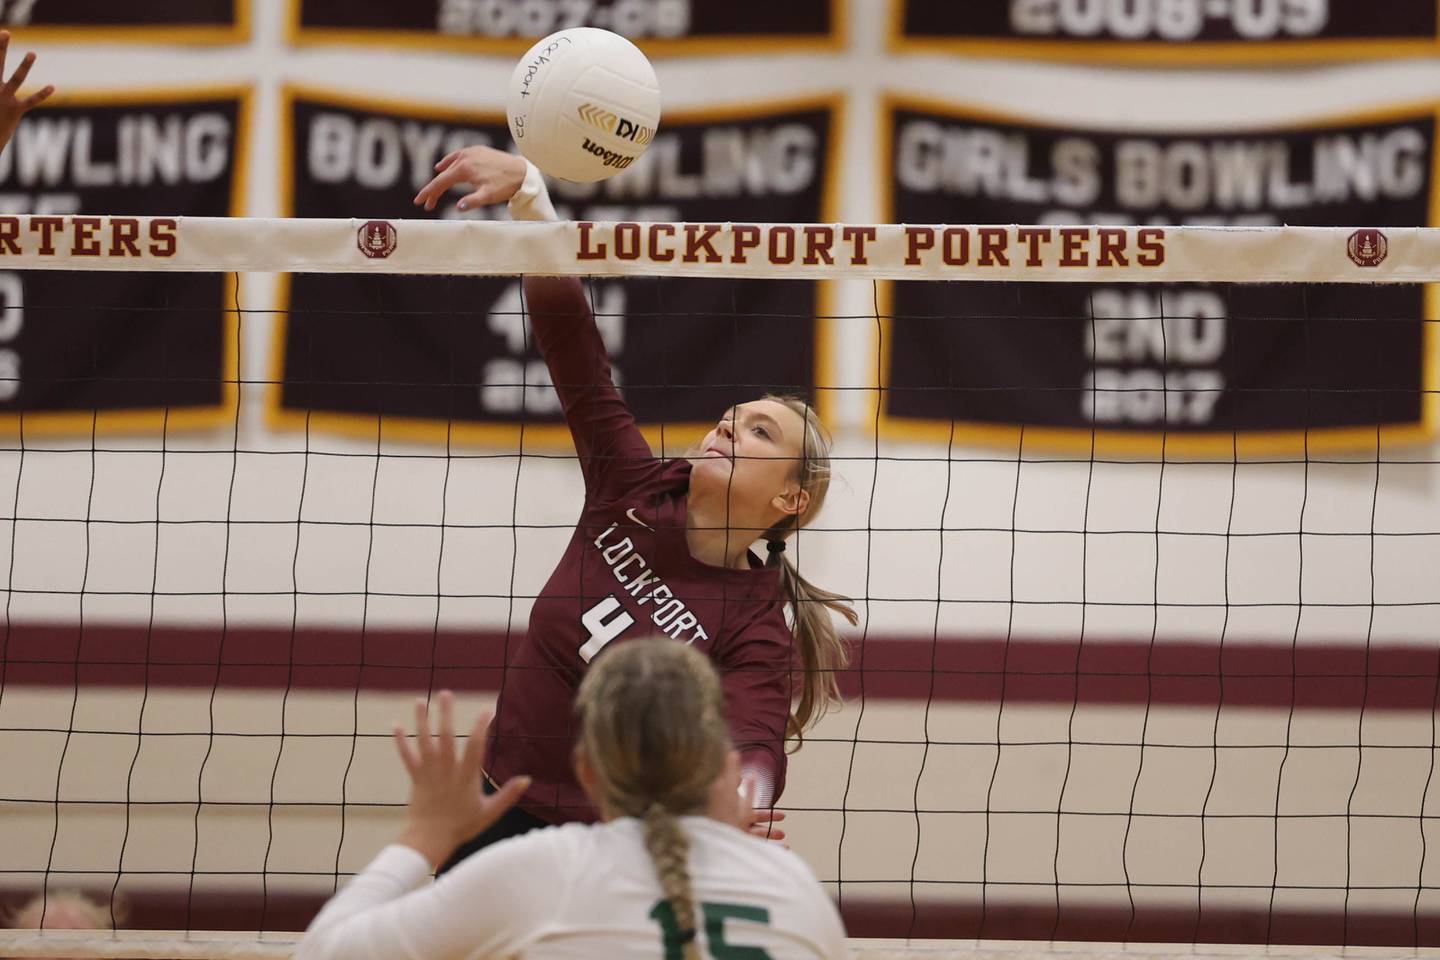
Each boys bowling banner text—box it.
[277,88,835,446]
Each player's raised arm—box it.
[0,32,55,156]
[414,146,653,495]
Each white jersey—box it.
[297,816,849,960]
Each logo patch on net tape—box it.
[577,103,653,145]
[359,220,398,260]
[1347,228,1387,268]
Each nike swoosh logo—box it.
[625,507,651,528]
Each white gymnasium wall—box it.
[4,0,1440,940]
[0,0,1434,639]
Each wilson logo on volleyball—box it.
[580,139,636,170]
[577,102,654,145]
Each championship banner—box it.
[288,0,840,54]
[6,1,248,44]
[0,89,248,433]
[891,0,1438,63]
[882,97,1437,455]
[277,87,837,445]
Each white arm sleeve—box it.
[818,892,851,960]
[507,159,559,222]
[295,834,570,960]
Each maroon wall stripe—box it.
[0,886,1434,948]
[839,898,1440,948]
[2,622,1437,709]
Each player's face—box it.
[692,399,810,523]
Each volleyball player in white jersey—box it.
[295,638,848,960]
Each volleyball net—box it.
[0,217,1437,953]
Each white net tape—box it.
[0,217,1429,282]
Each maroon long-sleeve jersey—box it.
[484,276,793,824]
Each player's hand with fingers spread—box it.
[746,797,788,845]
[0,30,55,156]
[707,751,788,845]
[393,691,531,870]
[412,145,528,213]
[740,778,788,846]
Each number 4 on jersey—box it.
[578,594,636,662]
[650,901,775,960]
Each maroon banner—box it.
[892,0,1439,63]
[277,88,837,446]
[881,98,1436,455]
[289,0,840,53]
[9,0,246,42]
[0,90,248,433]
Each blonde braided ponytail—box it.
[643,802,701,960]
[575,639,730,960]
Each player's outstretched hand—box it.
[413,145,527,213]
[394,691,531,870]
[745,794,788,845]
[707,752,787,845]
[741,778,788,846]
[0,31,54,156]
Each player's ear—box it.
[706,748,743,815]
[573,744,619,821]
[722,749,741,790]
[573,744,597,790]
[773,484,809,517]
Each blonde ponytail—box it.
[643,803,702,960]
[772,548,857,745]
[760,395,857,749]
[575,640,730,960]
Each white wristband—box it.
[507,159,559,223]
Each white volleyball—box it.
[506,27,661,183]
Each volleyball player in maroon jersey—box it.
[412,146,855,870]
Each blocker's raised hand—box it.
[393,691,531,869]
[413,145,528,213]
[0,31,54,156]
